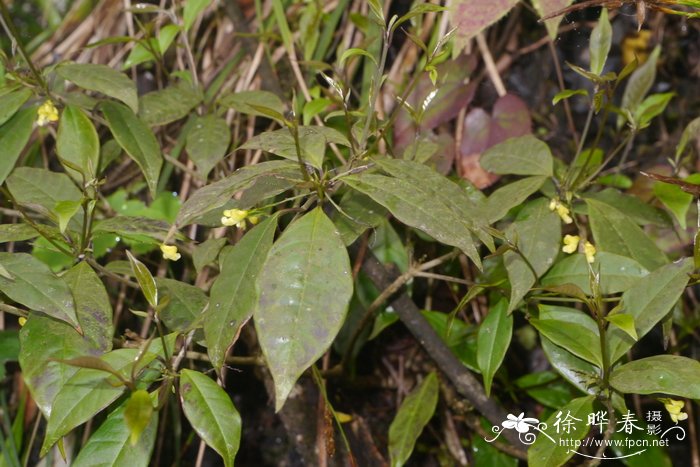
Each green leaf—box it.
[388,372,439,467]
[589,7,611,75]
[179,370,242,467]
[551,88,588,106]
[586,198,667,271]
[476,299,512,396]
[332,191,387,246]
[634,92,674,128]
[139,81,201,126]
[57,105,100,179]
[176,160,298,227]
[255,209,352,411]
[206,216,278,372]
[652,174,700,229]
[528,396,596,467]
[0,224,40,243]
[0,107,36,186]
[54,200,81,234]
[0,253,78,328]
[156,278,207,332]
[480,135,553,177]
[63,261,114,351]
[183,0,212,30]
[124,390,153,446]
[619,46,660,127]
[345,159,487,268]
[483,175,547,223]
[586,189,671,227]
[240,126,350,170]
[192,238,227,274]
[531,0,573,40]
[531,312,603,368]
[186,115,231,177]
[101,101,163,196]
[605,313,637,341]
[219,90,286,119]
[541,336,598,396]
[610,355,700,399]
[541,252,648,295]
[339,47,377,66]
[676,116,700,159]
[607,258,692,363]
[126,250,158,307]
[41,349,157,455]
[57,63,138,113]
[71,398,158,467]
[0,88,32,126]
[123,24,180,69]
[504,199,561,313]
[6,167,82,216]
[93,216,176,242]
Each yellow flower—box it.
[660,398,688,424]
[549,199,573,224]
[248,215,260,225]
[160,244,181,261]
[18,317,27,327]
[37,100,59,126]
[562,235,580,254]
[221,209,249,228]
[584,241,596,264]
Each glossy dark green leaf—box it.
[255,209,352,410]
[504,199,561,312]
[388,372,438,467]
[122,25,180,69]
[652,174,700,229]
[589,7,611,75]
[41,349,157,455]
[477,299,512,396]
[240,126,350,169]
[610,355,700,399]
[206,216,277,371]
[92,216,175,242]
[101,101,163,196]
[126,251,158,307]
[71,398,158,467]
[480,135,553,177]
[541,252,648,295]
[6,167,82,217]
[585,189,671,227]
[528,396,595,467]
[156,278,207,332]
[0,88,31,126]
[139,81,201,126]
[176,160,298,226]
[57,105,100,179]
[0,253,78,328]
[57,63,138,112]
[54,200,81,234]
[180,370,241,467]
[332,191,387,246]
[0,107,36,186]
[586,198,666,271]
[186,115,231,177]
[607,258,692,363]
[605,312,637,341]
[531,316,602,368]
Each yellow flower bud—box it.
[18,317,27,327]
[160,244,181,261]
[248,215,260,225]
[221,209,248,227]
[584,241,596,264]
[562,235,580,254]
[549,199,558,211]
[37,100,59,126]
[556,204,573,224]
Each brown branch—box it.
[355,246,526,452]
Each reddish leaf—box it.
[450,0,518,53]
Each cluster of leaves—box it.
[0,1,699,466]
